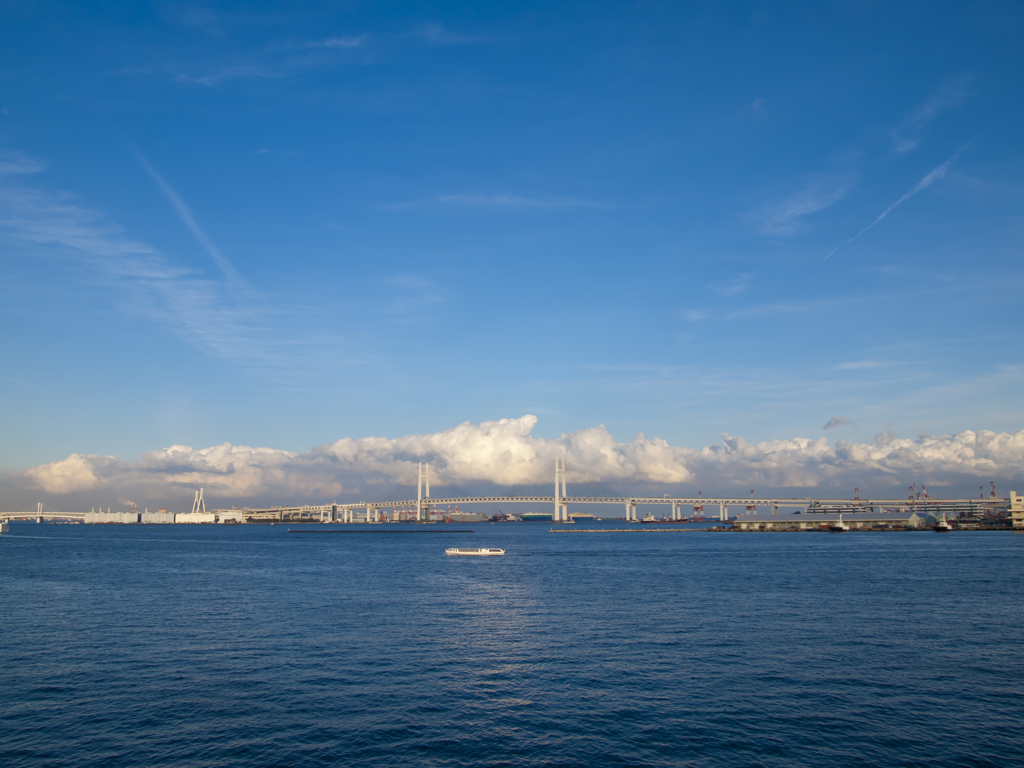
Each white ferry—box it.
[0,519,10,535]
[445,548,505,557]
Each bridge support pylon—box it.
[554,456,568,522]
[417,463,431,522]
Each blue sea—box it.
[2,521,1023,767]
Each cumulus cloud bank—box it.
[10,416,1024,503]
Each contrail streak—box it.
[134,151,246,287]
[822,144,969,262]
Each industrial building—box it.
[732,512,928,531]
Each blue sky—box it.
[2,1,1023,504]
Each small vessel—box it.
[489,511,520,522]
[641,517,690,524]
[641,513,656,522]
[935,514,952,532]
[0,519,9,535]
[445,548,505,556]
[829,514,850,532]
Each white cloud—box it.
[823,416,855,430]
[691,429,1024,488]
[0,148,306,367]
[823,146,967,261]
[0,151,45,176]
[174,65,277,87]
[889,77,970,153]
[707,273,754,297]
[10,416,1024,503]
[387,193,607,211]
[833,360,886,370]
[134,151,246,287]
[407,22,489,46]
[725,302,800,320]
[22,453,110,494]
[308,35,368,49]
[749,174,858,236]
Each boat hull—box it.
[445,548,505,557]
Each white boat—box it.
[935,514,952,532]
[445,548,505,556]
[0,519,9,535]
[829,514,850,532]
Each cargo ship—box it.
[520,512,553,522]
[448,512,488,523]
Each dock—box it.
[549,528,714,533]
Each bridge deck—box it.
[8,497,1005,521]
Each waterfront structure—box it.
[174,512,217,524]
[140,511,174,524]
[733,512,927,531]
[84,511,141,524]
[7,463,1018,526]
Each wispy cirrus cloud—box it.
[380,273,445,316]
[407,22,490,46]
[385,192,608,211]
[0,148,264,362]
[823,145,969,262]
[747,173,858,236]
[162,3,224,35]
[173,64,278,86]
[169,32,370,86]
[707,273,754,297]
[750,80,969,245]
[833,360,889,370]
[306,35,369,49]
[725,302,801,320]
[889,76,971,153]
[134,151,247,289]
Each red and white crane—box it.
[745,490,757,513]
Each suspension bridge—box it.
[3,461,1012,524]
[226,460,1011,524]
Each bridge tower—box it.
[190,488,206,515]
[554,456,568,522]
[417,463,431,521]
